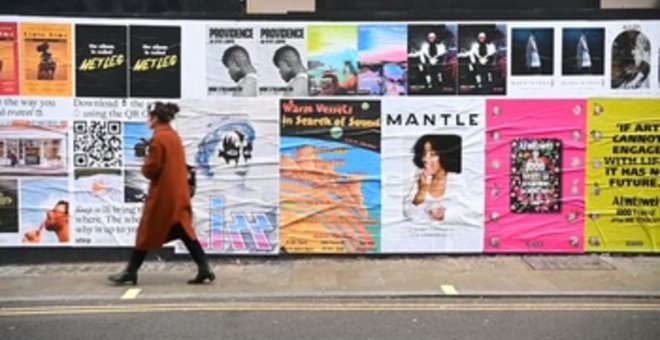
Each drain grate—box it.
[523,256,616,271]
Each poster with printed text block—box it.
[586,99,660,252]
[381,98,485,253]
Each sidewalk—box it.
[1,255,659,303]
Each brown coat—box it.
[136,124,195,251]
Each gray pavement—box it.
[0,255,659,303]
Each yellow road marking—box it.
[1,302,659,317]
[120,289,141,300]
[441,285,458,295]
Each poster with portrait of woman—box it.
[381,98,485,253]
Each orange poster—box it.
[0,22,19,95]
[20,23,72,97]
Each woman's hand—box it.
[412,169,433,205]
[429,206,445,221]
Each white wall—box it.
[247,0,659,13]
[601,0,659,8]
[246,0,314,14]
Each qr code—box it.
[73,121,123,168]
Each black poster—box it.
[0,179,18,233]
[129,25,181,98]
[76,25,128,97]
[510,138,562,214]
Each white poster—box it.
[607,21,659,97]
[557,22,608,96]
[176,99,279,254]
[257,25,307,97]
[508,22,557,97]
[381,98,485,253]
[206,25,258,97]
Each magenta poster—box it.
[485,100,586,253]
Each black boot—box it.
[108,250,145,286]
[185,239,216,284]
[108,271,138,285]
[188,261,216,285]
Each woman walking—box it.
[109,102,215,285]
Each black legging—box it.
[127,223,206,272]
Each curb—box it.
[2,291,659,306]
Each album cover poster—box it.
[129,25,181,98]
[20,23,72,97]
[407,24,457,95]
[207,25,258,97]
[508,24,558,96]
[562,27,605,77]
[358,25,407,96]
[0,22,19,95]
[555,24,607,95]
[610,24,653,91]
[511,28,554,77]
[307,25,358,96]
[258,25,306,97]
[510,139,562,213]
[76,25,128,97]
[457,24,507,95]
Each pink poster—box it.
[485,99,586,253]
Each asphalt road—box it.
[1,299,659,340]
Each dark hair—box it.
[149,102,179,123]
[55,200,69,214]
[272,45,300,66]
[412,135,462,174]
[222,45,251,66]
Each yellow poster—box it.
[20,23,72,97]
[586,99,660,252]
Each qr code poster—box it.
[73,121,123,168]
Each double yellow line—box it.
[2,301,659,316]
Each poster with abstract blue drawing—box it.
[175,99,279,255]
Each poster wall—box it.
[586,99,660,252]
[484,100,587,253]
[381,98,485,253]
[0,16,658,255]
